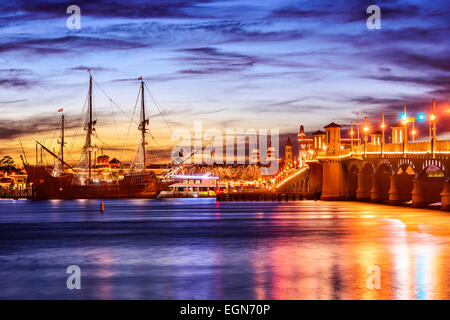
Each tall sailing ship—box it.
[24,74,166,200]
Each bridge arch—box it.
[299,179,304,192]
[362,162,375,174]
[344,159,363,173]
[420,159,448,180]
[371,162,392,202]
[375,159,394,175]
[338,154,450,210]
[395,159,417,177]
[346,164,359,199]
[355,162,375,200]
[411,162,446,207]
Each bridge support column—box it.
[370,175,382,202]
[388,174,400,204]
[321,160,346,200]
[411,178,427,208]
[440,181,450,211]
[356,172,371,201]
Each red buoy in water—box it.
[100,201,105,212]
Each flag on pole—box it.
[138,76,143,81]
[58,108,63,112]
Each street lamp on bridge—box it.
[350,120,354,153]
[398,99,438,157]
[349,99,440,159]
[363,117,369,157]
[358,110,411,158]
[431,98,437,158]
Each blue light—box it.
[400,113,407,120]
[417,113,426,122]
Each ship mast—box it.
[60,112,64,171]
[139,78,148,172]
[84,71,96,182]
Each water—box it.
[0,198,449,300]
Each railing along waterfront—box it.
[316,140,450,158]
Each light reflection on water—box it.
[0,198,449,299]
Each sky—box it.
[0,0,449,164]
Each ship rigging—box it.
[23,73,171,199]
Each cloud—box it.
[0,99,28,104]
[351,96,403,105]
[67,65,117,72]
[368,74,450,91]
[270,1,435,25]
[0,36,148,56]
[174,46,314,76]
[0,78,35,88]
[0,0,216,21]
[178,67,242,75]
[0,0,449,147]
[0,68,32,74]
[0,113,84,140]
[390,52,450,72]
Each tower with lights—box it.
[285,137,293,168]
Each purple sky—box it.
[0,0,449,162]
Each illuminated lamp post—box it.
[357,112,360,147]
[363,117,369,157]
[401,106,407,157]
[350,120,354,153]
[431,99,437,158]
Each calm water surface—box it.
[0,198,449,299]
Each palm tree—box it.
[0,156,16,173]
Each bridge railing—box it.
[437,140,450,152]
[275,166,309,188]
[314,140,450,159]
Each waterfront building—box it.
[392,122,407,144]
[370,131,382,145]
[266,144,276,162]
[312,130,326,151]
[109,158,121,168]
[284,137,293,168]
[298,125,313,152]
[164,174,227,197]
[0,169,28,198]
[96,155,111,168]
[250,148,260,164]
[324,122,342,155]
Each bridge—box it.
[275,123,450,211]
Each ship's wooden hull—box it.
[25,165,164,200]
